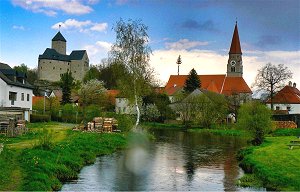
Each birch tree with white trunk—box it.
[110,19,153,130]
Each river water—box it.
[62,129,264,191]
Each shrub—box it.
[30,114,51,122]
[237,101,272,145]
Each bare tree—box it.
[110,19,153,130]
[253,63,292,110]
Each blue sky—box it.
[0,0,299,86]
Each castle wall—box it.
[70,53,89,81]
[52,41,66,55]
[38,59,70,82]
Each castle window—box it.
[231,67,236,72]
[41,67,42,69]
[60,68,62,70]
[74,71,76,73]
[53,67,55,70]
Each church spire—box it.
[229,22,242,54]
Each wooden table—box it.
[288,140,300,149]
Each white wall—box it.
[0,79,33,110]
[266,103,300,114]
[115,98,136,114]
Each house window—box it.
[276,106,280,110]
[9,92,17,105]
[27,94,30,101]
[287,106,291,111]
[21,93,24,101]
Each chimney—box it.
[293,82,296,88]
[288,81,292,86]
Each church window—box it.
[231,66,236,72]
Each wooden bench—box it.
[287,140,300,149]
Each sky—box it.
[0,0,300,88]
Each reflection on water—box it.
[62,129,265,191]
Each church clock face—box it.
[230,60,236,66]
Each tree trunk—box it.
[133,80,140,131]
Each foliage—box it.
[238,136,300,190]
[85,105,102,122]
[171,90,228,128]
[141,104,160,122]
[59,71,74,105]
[143,92,174,121]
[110,19,154,129]
[83,65,100,83]
[253,63,292,109]
[183,68,201,93]
[30,114,51,122]
[237,101,273,145]
[78,79,107,106]
[61,104,79,123]
[34,128,54,150]
[13,63,38,93]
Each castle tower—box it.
[51,31,66,55]
[227,22,243,77]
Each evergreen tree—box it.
[184,68,201,93]
[59,71,74,105]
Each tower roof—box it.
[229,23,242,54]
[52,31,66,42]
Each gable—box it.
[266,86,300,104]
[221,77,252,95]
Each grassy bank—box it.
[0,122,127,191]
[238,136,300,191]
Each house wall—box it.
[266,103,300,114]
[0,78,8,107]
[115,98,136,114]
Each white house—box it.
[266,81,300,114]
[0,63,34,121]
[115,97,137,115]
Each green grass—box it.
[0,122,127,191]
[239,136,300,191]
[271,128,300,136]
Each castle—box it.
[38,31,89,82]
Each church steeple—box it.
[229,22,242,54]
[227,22,243,77]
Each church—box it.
[164,23,252,101]
[38,31,89,82]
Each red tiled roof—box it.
[266,86,300,104]
[229,23,242,54]
[107,90,120,104]
[221,77,252,95]
[164,75,252,96]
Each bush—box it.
[31,114,51,122]
[237,101,272,145]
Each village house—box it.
[266,81,300,114]
[38,31,89,82]
[164,22,252,102]
[0,63,34,121]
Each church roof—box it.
[266,85,300,104]
[164,75,252,96]
[52,31,66,42]
[229,23,242,54]
[39,48,86,61]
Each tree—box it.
[253,63,292,110]
[59,71,74,105]
[83,66,100,83]
[184,68,201,93]
[110,19,153,130]
[237,101,273,145]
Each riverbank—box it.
[238,133,300,191]
[0,122,127,191]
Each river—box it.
[62,129,265,191]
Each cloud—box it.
[52,19,107,33]
[181,19,219,32]
[11,0,94,16]
[149,48,300,87]
[83,41,112,64]
[165,39,209,50]
[12,25,25,30]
